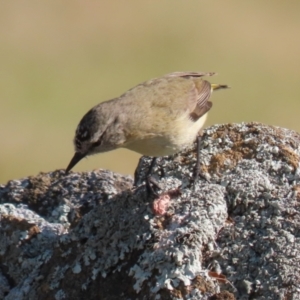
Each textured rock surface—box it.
[0,123,300,300]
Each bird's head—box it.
[65,106,110,174]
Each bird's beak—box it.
[65,152,86,174]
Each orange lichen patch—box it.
[210,290,236,300]
[202,124,261,175]
[208,150,241,174]
[212,125,242,142]
[208,141,257,175]
[206,123,300,175]
[169,288,183,299]
[1,215,40,239]
[210,123,263,146]
[210,122,260,141]
[167,275,215,299]
[192,275,215,293]
[233,140,258,159]
[292,185,300,201]
[21,171,63,208]
[278,145,300,171]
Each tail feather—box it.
[211,84,229,91]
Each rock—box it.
[1,123,300,300]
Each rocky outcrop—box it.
[1,123,300,300]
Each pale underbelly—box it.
[123,114,207,157]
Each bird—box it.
[65,71,228,193]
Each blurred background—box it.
[1,1,300,184]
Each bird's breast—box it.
[123,113,208,157]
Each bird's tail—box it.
[211,84,229,91]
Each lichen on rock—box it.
[1,123,300,300]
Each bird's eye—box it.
[75,138,82,149]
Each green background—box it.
[1,1,300,184]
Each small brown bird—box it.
[66,72,228,192]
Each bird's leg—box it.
[147,176,162,197]
[134,157,161,196]
[193,135,210,189]
[146,157,170,197]
[195,136,201,182]
[146,157,160,196]
[134,157,144,187]
[193,136,202,190]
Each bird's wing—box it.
[161,72,214,122]
[165,71,216,78]
[186,78,213,122]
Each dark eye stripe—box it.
[75,138,82,149]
